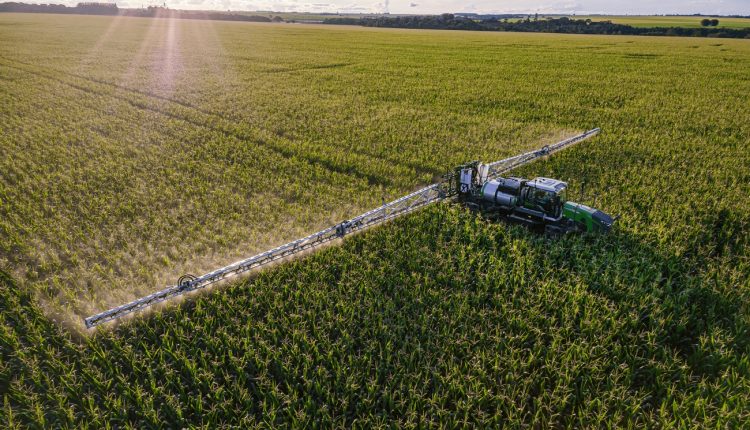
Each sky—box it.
[105,0,750,15]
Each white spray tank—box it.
[480,177,521,207]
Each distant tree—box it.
[710,18,719,26]
[441,13,454,21]
[701,18,711,26]
[272,16,284,22]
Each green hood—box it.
[563,202,614,233]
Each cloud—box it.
[410,2,417,7]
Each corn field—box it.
[1,13,749,427]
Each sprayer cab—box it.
[450,162,615,235]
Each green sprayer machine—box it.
[447,160,615,235]
[85,128,614,328]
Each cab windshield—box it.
[527,187,560,216]
[557,189,568,203]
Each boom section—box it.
[84,184,444,328]
[485,128,600,179]
[84,128,600,328]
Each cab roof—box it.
[530,177,568,193]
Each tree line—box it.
[325,15,750,39]
[0,2,118,15]
[0,2,282,22]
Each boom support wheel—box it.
[177,274,197,292]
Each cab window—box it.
[529,188,557,215]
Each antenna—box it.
[580,180,586,202]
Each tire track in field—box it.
[0,57,444,181]
[0,59,382,187]
[0,63,384,194]
[0,74,348,195]
[260,61,354,73]
[7,57,445,175]
[0,58,407,188]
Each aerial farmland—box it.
[1,11,749,428]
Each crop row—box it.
[2,204,748,427]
